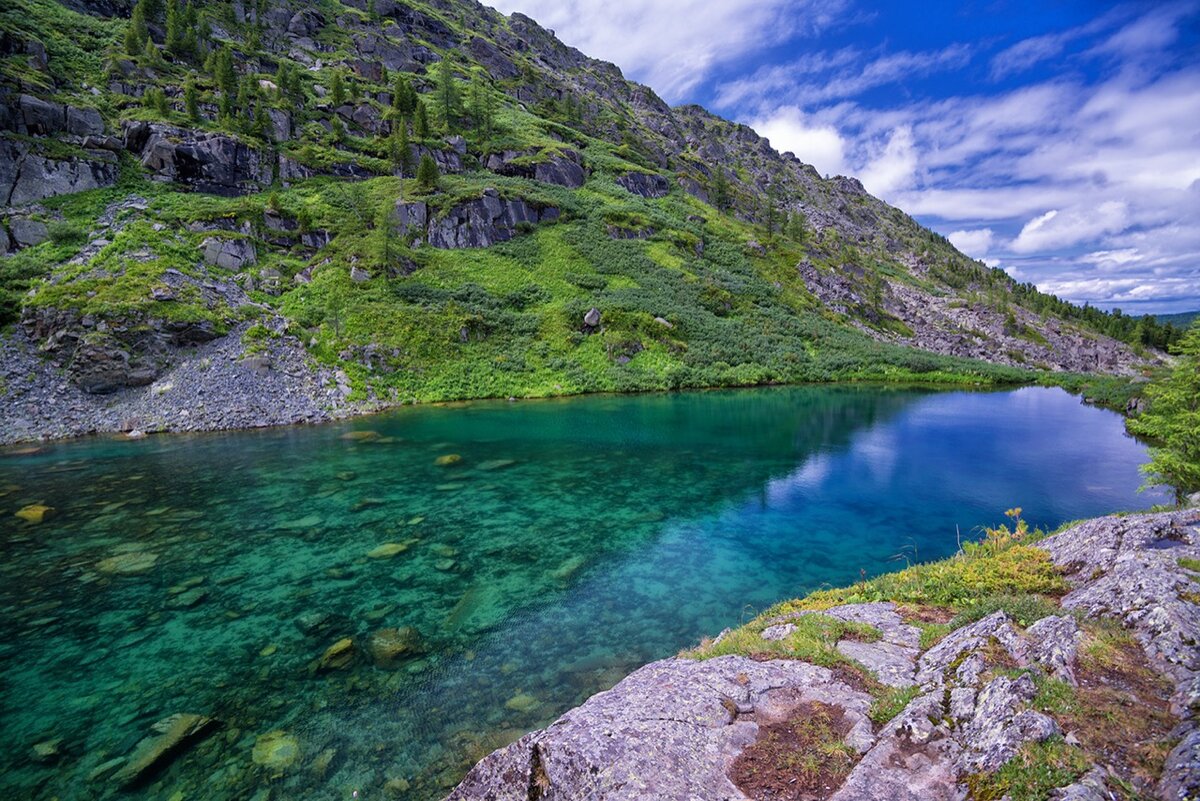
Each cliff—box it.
[444,510,1200,801]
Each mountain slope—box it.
[0,0,1160,440]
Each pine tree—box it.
[165,0,184,58]
[416,153,439,192]
[184,78,200,121]
[436,58,460,132]
[711,168,731,211]
[330,70,345,106]
[330,115,345,144]
[392,74,416,116]
[252,102,271,141]
[1128,321,1200,504]
[414,98,429,139]
[391,125,413,176]
[125,0,149,56]
[142,38,164,68]
[214,46,235,97]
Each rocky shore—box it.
[443,510,1200,801]
[0,321,358,444]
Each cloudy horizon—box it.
[488,0,1200,315]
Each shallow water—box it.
[0,385,1166,800]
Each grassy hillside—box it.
[0,0,1163,411]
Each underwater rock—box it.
[432,544,459,558]
[384,777,412,796]
[550,556,586,582]
[166,587,208,609]
[435,559,457,571]
[367,541,413,559]
[504,693,540,714]
[96,551,159,575]
[276,513,322,530]
[477,459,517,472]
[340,430,382,442]
[14,503,55,524]
[315,637,356,671]
[112,713,216,787]
[309,747,338,779]
[251,730,300,773]
[30,738,62,763]
[435,454,463,466]
[366,626,425,668]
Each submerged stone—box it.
[477,459,517,472]
[504,693,540,714]
[167,587,208,609]
[112,713,215,787]
[96,551,159,575]
[435,559,457,571]
[30,738,62,763]
[251,730,300,773]
[339,431,382,442]
[316,638,355,672]
[15,504,55,524]
[367,542,410,559]
[435,454,463,466]
[276,514,322,530]
[366,626,425,668]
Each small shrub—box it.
[47,221,88,246]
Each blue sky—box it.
[489,0,1200,314]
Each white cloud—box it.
[948,229,996,259]
[749,106,848,177]
[715,44,971,111]
[486,0,847,102]
[1011,202,1130,254]
[858,125,917,197]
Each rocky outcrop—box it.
[444,511,1200,801]
[124,121,273,196]
[0,138,119,206]
[485,148,587,188]
[616,170,670,198]
[797,260,1154,375]
[394,189,559,249]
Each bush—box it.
[47,221,88,247]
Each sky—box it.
[487,0,1200,315]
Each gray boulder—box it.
[2,141,118,205]
[617,170,670,198]
[202,237,257,271]
[446,656,874,801]
[395,189,559,249]
[9,217,48,248]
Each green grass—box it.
[868,685,921,725]
[685,613,881,671]
[966,738,1091,801]
[1178,557,1200,573]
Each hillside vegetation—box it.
[0,0,1171,422]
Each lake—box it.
[0,385,1167,800]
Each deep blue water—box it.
[0,385,1165,800]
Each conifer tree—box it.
[125,0,149,56]
[391,125,413,177]
[330,70,345,106]
[392,74,416,117]
[711,168,731,211]
[165,0,184,58]
[214,46,235,97]
[416,153,439,192]
[184,78,200,121]
[414,98,429,139]
[436,58,460,132]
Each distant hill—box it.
[1154,311,1199,329]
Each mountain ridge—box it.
[0,0,1175,441]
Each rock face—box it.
[0,138,119,206]
[111,713,215,787]
[797,259,1153,375]
[394,189,559,249]
[444,511,1200,801]
[616,170,670,198]
[124,121,273,197]
[485,148,587,188]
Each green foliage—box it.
[966,738,1090,801]
[329,70,345,106]
[686,612,881,671]
[125,0,149,56]
[47,221,88,246]
[184,78,199,122]
[868,685,920,725]
[414,98,429,139]
[1127,322,1200,503]
[416,153,440,192]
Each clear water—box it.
[0,385,1166,800]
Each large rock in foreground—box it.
[444,511,1200,801]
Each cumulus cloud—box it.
[1011,203,1130,253]
[486,0,848,102]
[749,106,847,177]
[947,229,996,259]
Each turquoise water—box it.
[0,385,1166,800]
